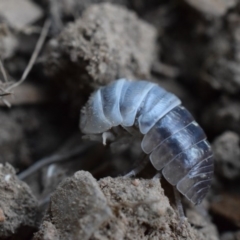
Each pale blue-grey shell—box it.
[80,79,214,205]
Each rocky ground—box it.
[0,0,240,239]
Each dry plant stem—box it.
[5,19,51,92]
[18,143,93,180]
[0,92,11,97]
[152,61,180,78]
[1,98,11,107]
[0,59,8,82]
[0,60,11,102]
[18,26,42,35]
[49,0,63,33]
[39,195,51,207]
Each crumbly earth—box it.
[0,163,38,239]
[45,0,129,22]
[212,131,240,180]
[33,171,218,240]
[1,0,240,239]
[44,3,157,102]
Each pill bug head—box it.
[80,90,112,134]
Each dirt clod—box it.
[34,171,112,240]
[44,3,157,101]
[0,0,43,29]
[183,0,237,17]
[33,221,59,240]
[34,171,217,240]
[212,131,240,180]
[48,0,129,23]
[0,163,38,239]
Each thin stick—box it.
[0,92,11,97]
[0,60,8,82]
[6,19,51,92]
[49,0,63,33]
[1,98,11,107]
[18,143,93,180]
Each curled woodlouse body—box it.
[80,79,214,205]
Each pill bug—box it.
[80,79,214,205]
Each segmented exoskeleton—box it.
[80,79,214,205]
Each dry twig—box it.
[0,59,8,82]
[6,19,51,92]
[0,19,51,106]
[18,141,94,180]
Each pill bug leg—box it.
[153,172,186,226]
[173,186,186,223]
[83,131,115,145]
[153,171,186,223]
[122,126,142,138]
[153,171,162,179]
[83,131,116,146]
[82,134,103,142]
[124,155,149,177]
[102,131,116,145]
[124,170,137,178]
